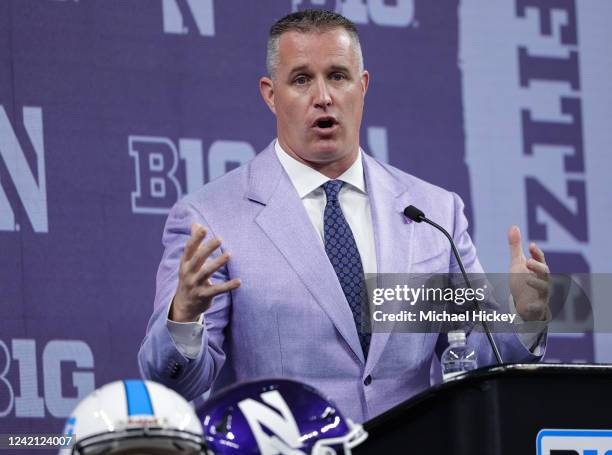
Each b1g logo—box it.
[0,106,48,233]
[0,339,95,418]
[129,128,388,215]
[129,136,256,214]
[537,429,612,455]
[162,0,215,36]
[293,0,415,27]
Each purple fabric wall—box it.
[0,0,609,439]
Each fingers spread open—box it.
[188,237,223,272]
[508,225,526,264]
[529,242,546,263]
[197,278,241,300]
[183,223,208,262]
[195,252,231,283]
[526,258,550,280]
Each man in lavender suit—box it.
[138,10,550,423]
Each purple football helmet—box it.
[197,379,367,455]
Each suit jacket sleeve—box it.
[138,199,230,401]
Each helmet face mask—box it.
[61,380,205,455]
[311,419,368,455]
[72,428,204,455]
[198,379,368,455]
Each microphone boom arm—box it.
[404,205,504,365]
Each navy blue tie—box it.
[323,180,371,359]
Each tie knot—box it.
[323,180,344,202]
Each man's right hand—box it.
[170,223,241,323]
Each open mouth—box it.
[313,117,338,130]
[317,119,334,128]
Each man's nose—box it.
[313,79,332,108]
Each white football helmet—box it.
[59,379,205,454]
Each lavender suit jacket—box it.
[138,141,541,423]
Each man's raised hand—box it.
[170,223,241,322]
[508,225,550,322]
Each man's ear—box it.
[360,70,370,96]
[259,77,276,115]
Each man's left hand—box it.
[508,225,550,321]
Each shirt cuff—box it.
[166,299,204,359]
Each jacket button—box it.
[364,375,372,386]
[169,363,182,379]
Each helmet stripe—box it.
[123,380,154,416]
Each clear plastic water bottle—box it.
[441,330,477,381]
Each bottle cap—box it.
[447,330,466,344]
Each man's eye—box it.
[331,73,345,81]
[294,76,308,85]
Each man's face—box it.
[260,28,369,176]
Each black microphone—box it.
[403,205,503,364]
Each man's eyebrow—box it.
[287,64,352,77]
[287,65,311,77]
[328,65,351,73]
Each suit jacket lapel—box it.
[362,153,422,374]
[247,143,366,364]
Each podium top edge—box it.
[364,363,612,429]
[465,362,612,376]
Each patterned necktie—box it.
[322,180,371,359]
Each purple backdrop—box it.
[1,0,610,441]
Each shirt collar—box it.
[274,139,366,198]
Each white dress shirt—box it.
[167,140,544,358]
[273,140,377,275]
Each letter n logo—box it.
[0,106,48,233]
[238,391,306,455]
[162,0,215,36]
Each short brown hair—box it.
[266,9,363,78]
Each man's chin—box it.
[310,138,344,157]
[306,145,359,172]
